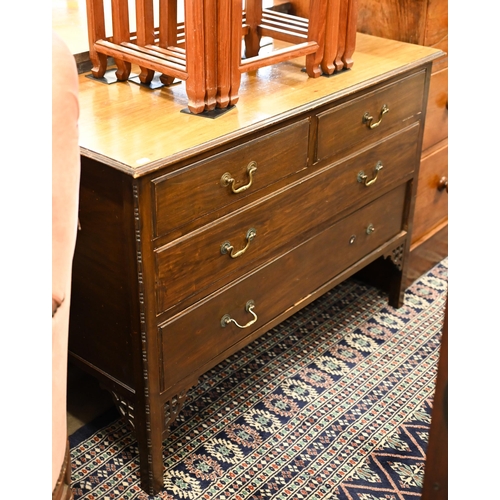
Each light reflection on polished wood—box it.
[77,33,441,173]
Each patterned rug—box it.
[69,258,448,500]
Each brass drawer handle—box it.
[221,300,258,329]
[357,161,383,186]
[363,104,389,129]
[366,223,375,235]
[220,161,257,194]
[221,228,257,258]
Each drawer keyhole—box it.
[366,224,375,235]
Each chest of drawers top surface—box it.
[77,33,442,174]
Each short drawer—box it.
[152,119,310,238]
[158,184,408,392]
[316,70,426,163]
[411,141,448,243]
[154,124,419,314]
[422,67,448,151]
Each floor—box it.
[67,361,115,435]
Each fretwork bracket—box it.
[111,390,135,430]
[164,390,189,430]
[384,243,405,271]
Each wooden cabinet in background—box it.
[356,0,448,286]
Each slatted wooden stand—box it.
[84,0,359,114]
[239,0,358,79]
[86,0,217,114]
[242,0,328,77]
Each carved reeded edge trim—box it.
[133,181,155,491]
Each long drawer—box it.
[154,124,419,315]
[151,119,310,239]
[158,183,407,392]
[316,70,426,163]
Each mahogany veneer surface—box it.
[70,33,442,495]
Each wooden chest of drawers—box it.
[69,33,442,494]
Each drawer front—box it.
[411,142,448,243]
[422,67,448,151]
[317,70,426,163]
[152,119,310,238]
[155,125,419,314]
[158,184,408,392]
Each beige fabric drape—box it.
[52,30,80,491]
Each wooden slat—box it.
[262,11,309,29]
[240,41,318,72]
[259,19,308,36]
[110,0,132,80]
[159,0,178,48]
[259,25,308,43]
[204,0,218,110]
[262,8,308,23]
[135,0,155,83]
[120,42,187,68]
[94,40,187,78]
[145,45,186,64]
[322,0,341,74]
[184,1,207,114]
[305,0,328,77]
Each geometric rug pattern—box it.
[69,258,448,499]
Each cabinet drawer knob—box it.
[221,300,258,329]
[220,161,257,193]
[366,223,375,235]
[357,161,383,186]
[221,228,257,258]
[437,176,448,193]
[363,104,389,129]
